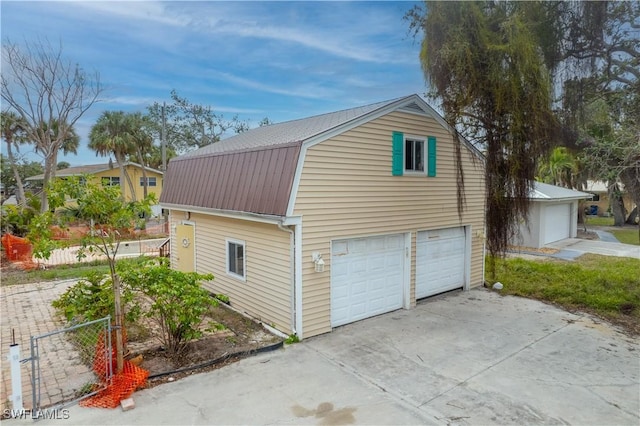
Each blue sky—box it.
[2,1,427,166]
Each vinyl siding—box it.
[293,111,486,337]
[168,212,293,334]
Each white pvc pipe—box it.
[8,343,24,411]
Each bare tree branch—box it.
[1,38,104,212]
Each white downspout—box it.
[277,223,296,335]
[278,218,303,338]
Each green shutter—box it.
[427,136,436,177]
[392,131,404,176]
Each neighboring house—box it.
[2,195,17,206]
[160,94,486,339]
[26,162,164,206]
[512,182,592,249]
[583,180,636,217]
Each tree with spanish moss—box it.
[407,1,638,276]
[407,1,560,278]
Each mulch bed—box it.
[125,303,283,387]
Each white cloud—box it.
[72,1,190,28]
[212,71,341,100]
[104,96,159,107]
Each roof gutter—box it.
[160,203,285,225]
[531,196,593,203]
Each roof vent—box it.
[399,102,427,115]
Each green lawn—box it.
[1,260,111,286]
[610,229,640,245]
[584,215,615,226]
[489,254,640,331]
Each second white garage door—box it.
[416,227,466,299]
[543,203,571,244]
[331,234,406,327]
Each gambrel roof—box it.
[160,94,482,217]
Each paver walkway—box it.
[0,279,83,412]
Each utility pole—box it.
[161,102,167,172]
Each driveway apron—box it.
[307,289,639,425]
[5,288,638,425]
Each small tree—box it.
[118,257,216,358]
[29,176,156,373]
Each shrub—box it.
[1,193,40,236]
[51,270,140,324]
[118,257,216,357]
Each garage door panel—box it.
[368,254,386,272]
[352,258,367,273]
[331,234,405,327]
[416,228,466,300]
[544,204,571,244]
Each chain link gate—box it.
[29,317,112,415]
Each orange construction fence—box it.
[81,330,149,409]
[1,234,33,261]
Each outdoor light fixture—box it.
[311,252,325,273]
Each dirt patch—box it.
[125,303,283,385]
[508,245,559,254]
[577,229,599,240]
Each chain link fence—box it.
[30,317,112,414]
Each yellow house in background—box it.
[26,162,164,203]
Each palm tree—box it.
[127,113,154,198]
[37,119,80,178]
[1,111,29,205]
[537,147,578,188]
[89,111,137,201]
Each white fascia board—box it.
[285,144,309,218]
[534,196,593,203]
[285,95,445,217]
[412,99,486,163]
[284,96,415,217]
[160,203,284,225]
[282,215,302,226]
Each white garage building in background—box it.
[514,182,592,249]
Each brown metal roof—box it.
[160,94,483,217]
[160,142,301,216]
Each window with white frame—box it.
[139,177,157,187]
[101,176,120,186]
[226,239,245,280]
[404,138,425,172]
[392,131,436,177]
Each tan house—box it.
[27,162,164,203]
[160,95,486,339]
[584,180,636,218]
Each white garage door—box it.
[331,234,405,327]
[416,227,466,299]
[543,203,571,244]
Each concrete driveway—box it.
[20,289,639,425]
[545,238,640,259]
